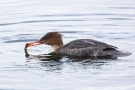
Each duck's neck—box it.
[51,37,63,52]
[51,45,62,51]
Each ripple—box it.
[0,19,85,26]
[3,39,38,43]
[37,14,92,17]
[37,13,114,17]
[99,24,118,26]
[2,34,42,43]
[109,6,135,10]
[60,31,84,33]
[107,17,131,20]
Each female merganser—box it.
[25,32,131,57]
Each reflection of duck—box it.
[24,48,117,62]
[25,32,131,57]
[24,49,62,61]
[25,49,115,71]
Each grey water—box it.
[0,0,135,90]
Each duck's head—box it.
[25,32,63,51]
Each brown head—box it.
[25,32,63,51]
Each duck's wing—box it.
[63,39,118,50]
[56,39,118,56]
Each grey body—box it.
[54,39,130,57]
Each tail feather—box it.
[103,50,131,57]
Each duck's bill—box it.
[25,41,43,49]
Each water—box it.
[0,0,135,90]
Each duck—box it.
[25,32,131,57]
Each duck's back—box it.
[54,39,131,57]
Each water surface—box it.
[0,0,135,90]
